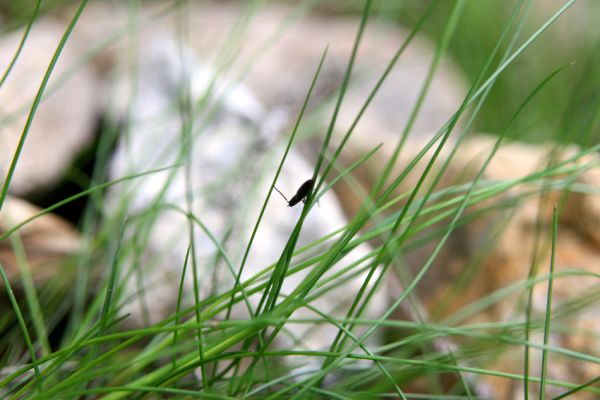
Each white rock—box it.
[106,35,386,370]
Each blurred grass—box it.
[2,1,598,145]
[321,0,600,145]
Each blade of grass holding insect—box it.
[254,4,370,311]
[283,63,569,400]
[232,1,374,393]
[258,139,463,395]
[259,207,426,396]
[0,0,89,212]
[221,47,329,395]
[0,263,42,392]
[539,206,558,400]
[262,0,373,319]
[0,0,41,89]
[232,12,382,390]
[225,45,328,319]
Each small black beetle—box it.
[274,179,315,207]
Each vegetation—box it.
[1,0,598,398]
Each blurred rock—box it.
[0,20,100,196]
[176,2,466,140]
[0,195,80,286]
[343,134,600,399]
[72,1,466,149]
[106,33,387,375]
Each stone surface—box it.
[0,195,80,286]
[0,19,100,196]
[340,134,600,399]
[73,1,466,151]
[162,2,467,149]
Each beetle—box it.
[274,179,315,207]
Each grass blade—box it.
[539,206,558,400]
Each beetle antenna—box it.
[273,186,289,203]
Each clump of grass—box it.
[1,0,599,399]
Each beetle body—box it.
[287,179,315,207]
[274,179,315,208]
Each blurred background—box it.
[1,0,599,148]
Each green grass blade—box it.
[0,263,42,393]
[9,234,51,357]
[94,218,127,358]
[539,206,558,400]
